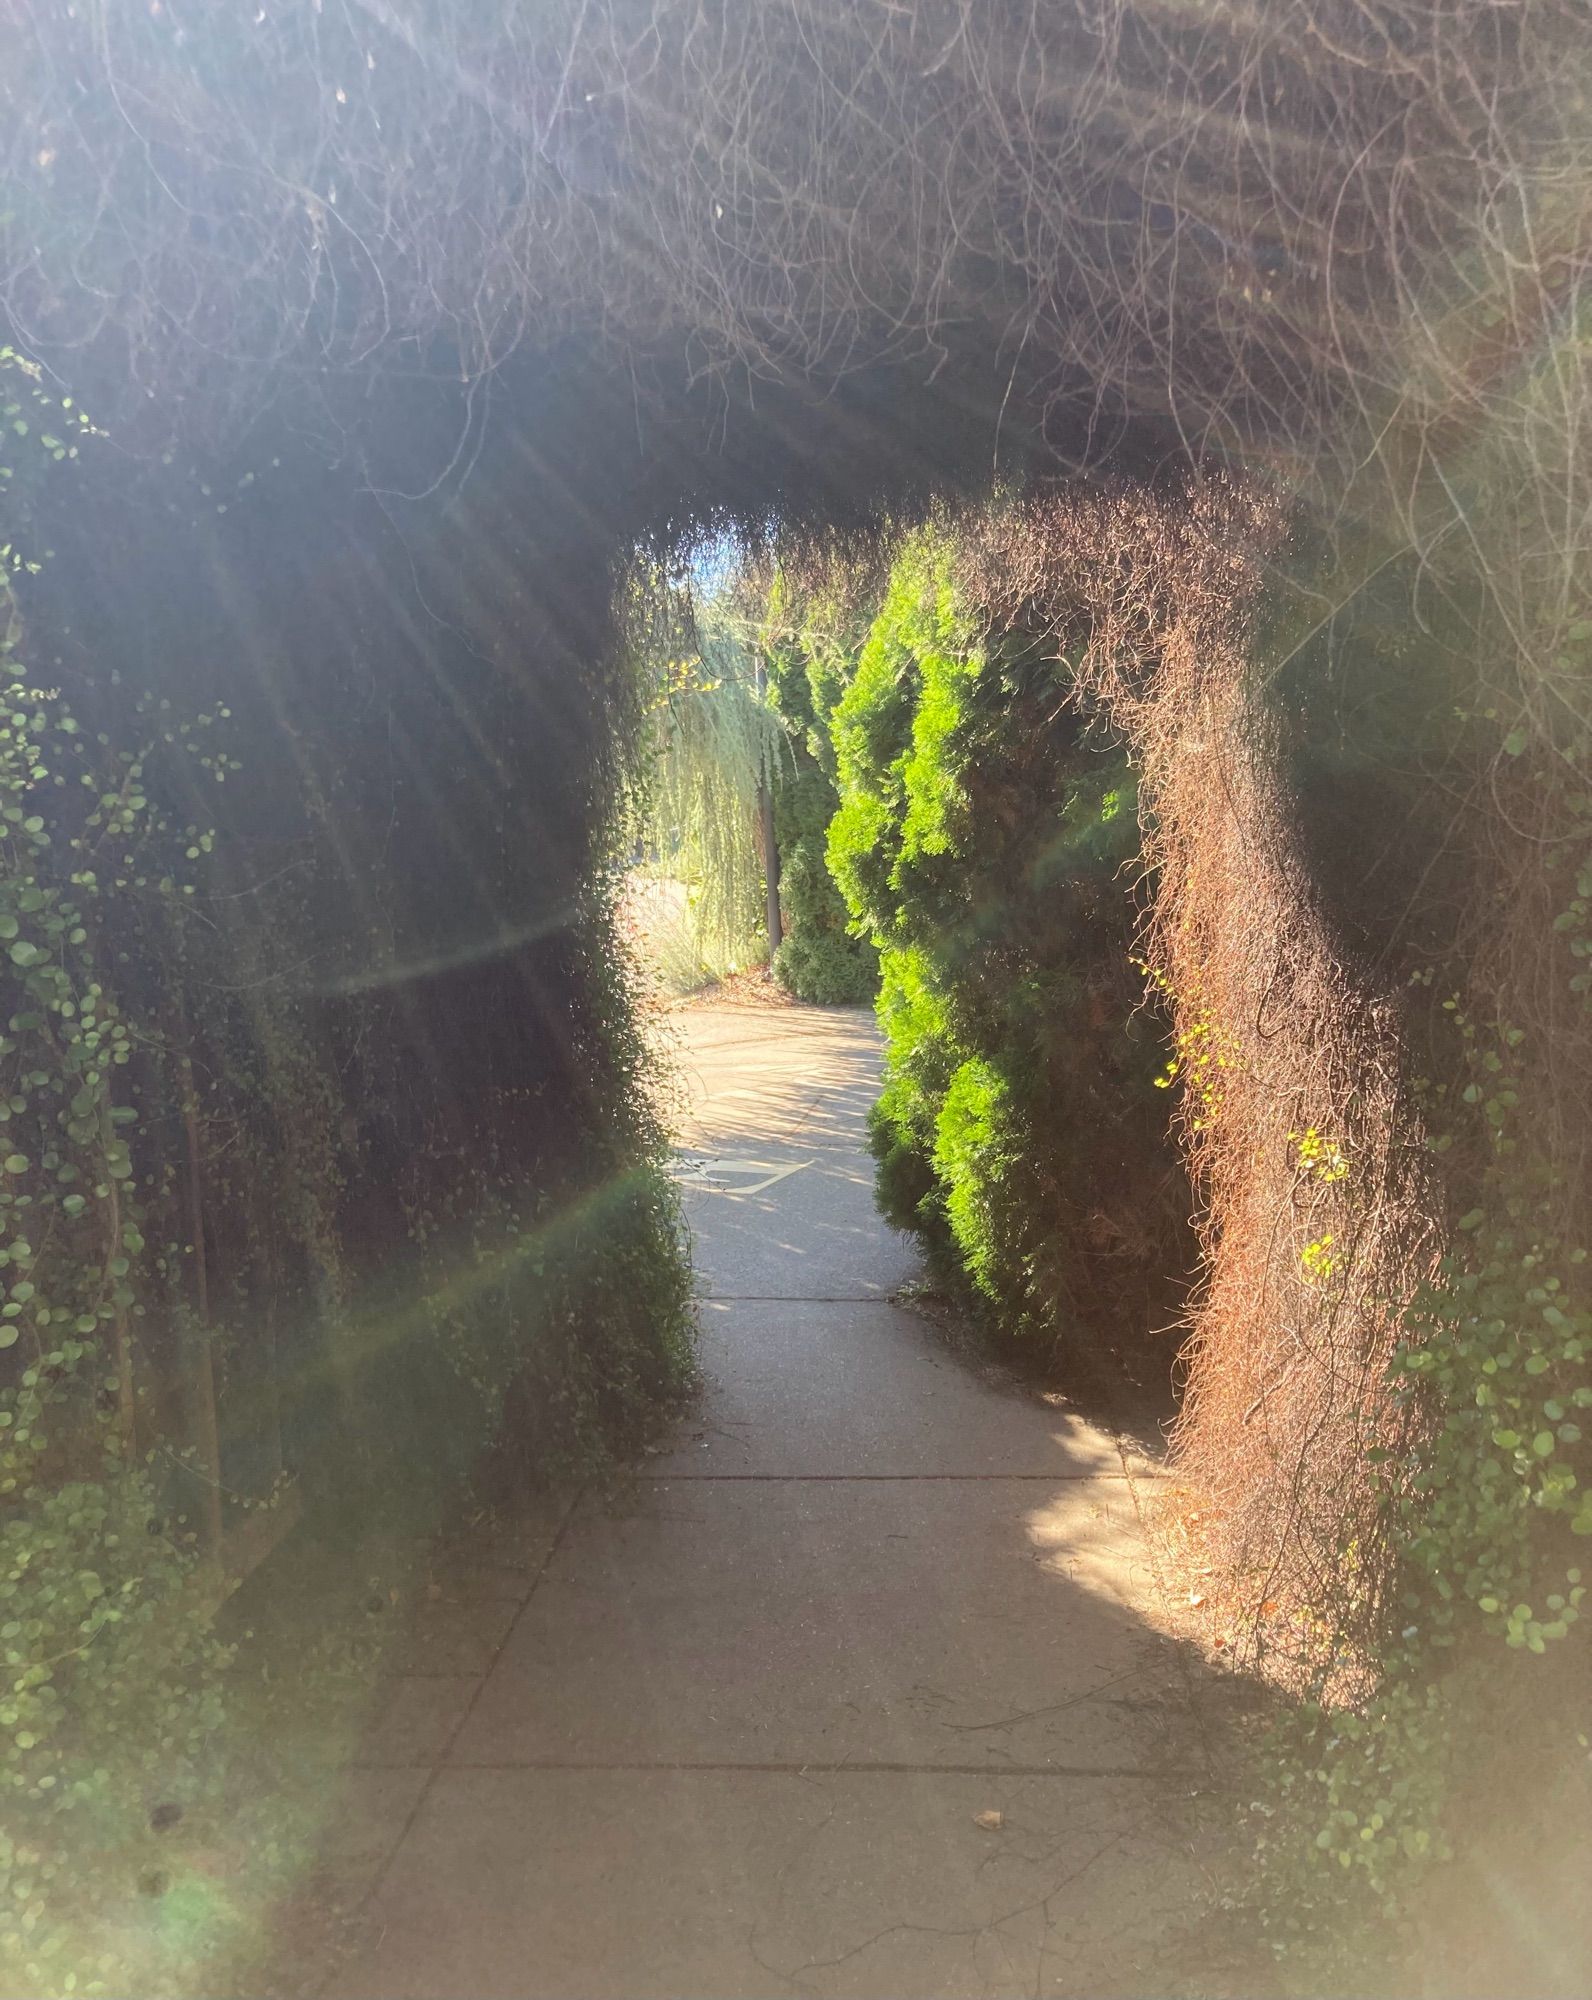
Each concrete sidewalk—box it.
[334,1003,1214,1999]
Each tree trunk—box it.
[758,782,782,957]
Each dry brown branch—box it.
[963,483,1448,1675]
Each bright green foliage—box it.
[823,523,1182,1354]
[932,1056,1023,1304]
[870,944,954,1236]
[827,532,959,937]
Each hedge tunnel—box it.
[0,0,1589,1987]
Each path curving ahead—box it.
[336,1003,1215,1999]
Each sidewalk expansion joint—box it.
[644,1471,1128,1482]
[700,1293,904,1303]
[439,1756,1199,1781]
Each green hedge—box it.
[822,523,1186,1364]
[0,352,696,1999]
[768,765,874,1004]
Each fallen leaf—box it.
[973,1810,1003,1832]
[1188,1591,1206,1608]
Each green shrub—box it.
[827,531,958,937]
[822,515,1185,1361]
[770,767,876,1004]
[933,1055,1026,1305]
[868,943,956,1247]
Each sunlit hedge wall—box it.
[798,518,1187,1371]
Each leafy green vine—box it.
[0,350,237,1997]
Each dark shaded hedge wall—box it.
[14,366,698,1525]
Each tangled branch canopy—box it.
[2,0,1587,487]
